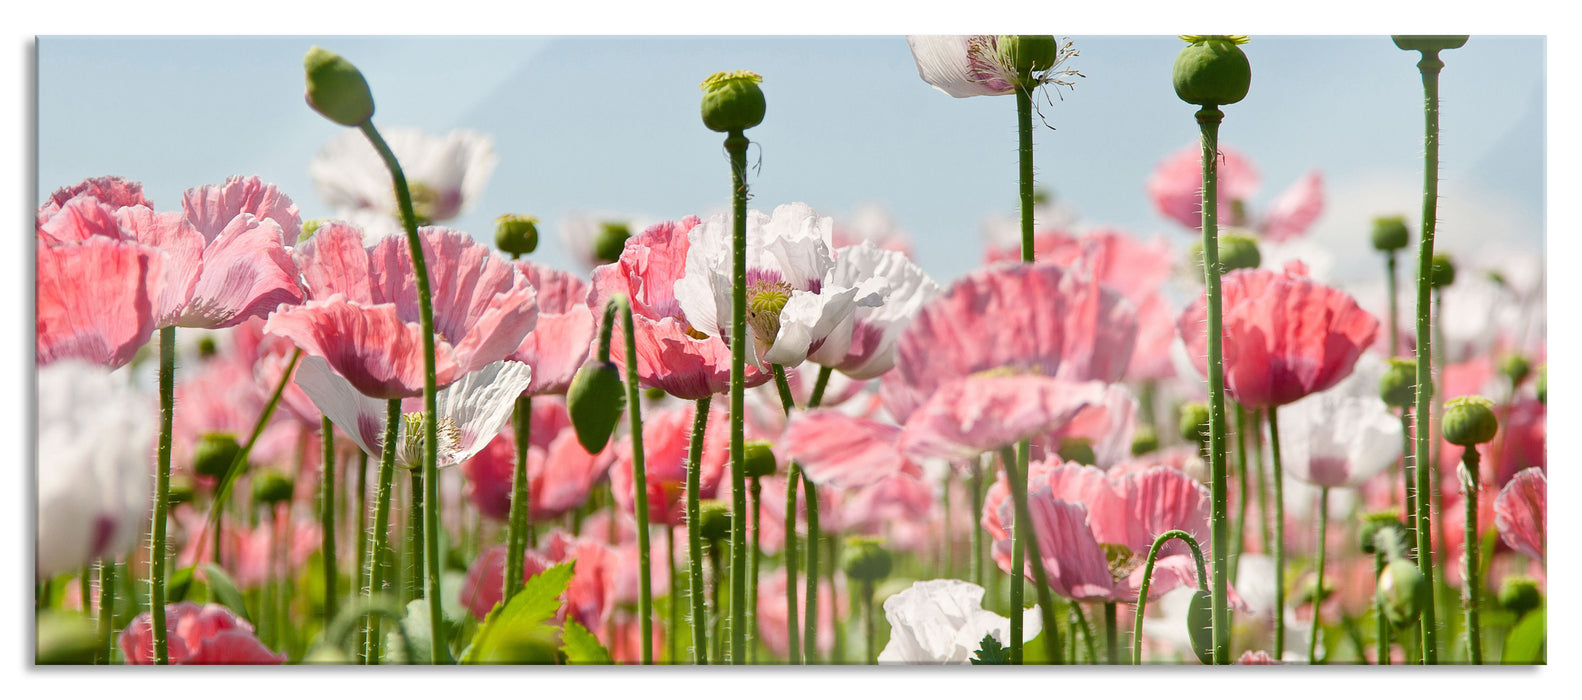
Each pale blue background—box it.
[36,35,1544,286]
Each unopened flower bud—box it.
[1189,232,1261,276]
[1371,216,1411,252]
[197,336,219,360]
[1500,353,1532,388]
[566,361,627,453]
[167,477,196,508]
[299,219,327,243]
[1442,396,1498,447]
[1056,437,1096,465]
[700,70,766,134]
[644,386,668,402]
[193,432,244,480]
[593,221,631,264]
[303,46,375,127]
[1497,576,1542,617]
[743,440,778,478]
[1297,573,1334,606]
[1377,558,1429,629]
[999,35,1059,77]
[1358,509,1404,555]
[1179,402,1211,446]
[252,470,295,506]
[841,537,894,583]
[1130,425,1159,456]
[1379,358,1421,409]
[1173,35,1251,107]
[494,214,539,257]
[1186,588,1215,664]
[698,501,732,543]
[1536,364,1546,405]
[1429,253,1456,289]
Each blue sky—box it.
[37,35,1544,287]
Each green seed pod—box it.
[494,214,540,257]
[1500,353,1532,388]
[1056,437,1096,466]
[1370,216,1411,252]
[1179,402,1211,446]
[167,477,196,508]
[1190,232,1261,275]
[1536,364,1546,405]
[303,46,375,127]
[1429,253,1456,289]
[197,336,219,360]
[1378,358,1421,409]
[1377,558,1429,629]
[193,432,244,480]
[34,612,98,665]
[1358,509,1403,555]
[1172,35,1251,107]
[698,500,733,543]
[1186,588,1215,664]
[592,221,632,264]
[1497,576,1542,617]
[1391,36,1470,53]
[644,386,668,402]
[1442,396,1498,447]
[1297,574,1333,606]
[1130,425,1159,456]
[998,35,1059,77]
[743,439,778,479]
[252,470,295,506]
[566,361,627,453]
[841,536,894,583]
[700,70,766,134]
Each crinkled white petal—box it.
[436,360,532,466]
[674,212,733,339]
[905,35,1013,98]
[1279,353,1401,488]
[761,203,835,286]
[294,356,388,460]
[878,579,1039,664]
[762,278,886,368]
[811,241,940,377]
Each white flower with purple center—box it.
[906,35,1082,99]
[807,240,940,379]
[1277,353,1401,489]
[674,202,888,368]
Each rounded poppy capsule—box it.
[592,221,631,264]
[841,537,894,583]
[1191,232,1261,275]
[700,70,766,134]
[1497,576,1542,617]
[193,432,244,480]
[1130,425,1159,456]
[566,361,627,453]
[1370,216,1411,252]
[1430,253,1456,289]
[1442,396,1498,447]
[1056,437,1096,466]
[167,477,196,508]
[303,46,375,127]
[1179,402,1211,446]
[698,500,733,543]
[1378,358,1421,409]
[252,470,295,506]
[1172,35,1251,107]
[1358,509,1404,555]
[494,214,539,257]
[1500,353,1532,388]
[1377,559,1429,629]
[999,35,1059,77]
[1186,588,1214,664]
[743,439,778,479]
[196,336,219,360]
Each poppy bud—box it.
[1190,232,1261,275]
[644,386,668,402]
[197,336,219,360]
[303,46,375,127]
[1130,425,1159,456]
[1186,588,1214,664]
[1429,253,1456,289]
[252,470,295,506]
[841,537,893,583]
[1442,396,1498,447]
[1497,576,1542,617]
[1537,364,1546,405]
[698,501,732,543]
[494,214,539,257]
[700,70,766,134]
[1500,353,1532,388]
[1173,35,1251,107]
[299,219,327,243]
[593,221,631,264]
[193,432,244,480]
[1179,402,1211,446]
[1377,558,1429,629]
[1378,358,1421,409]
[1056,437,1096,466]
[1358,509,1404,555]
[743,439,778,478]
[1370,216,1411,252]
[167,477,196,508]
[566,361,626,453]
[999,35,1059,77]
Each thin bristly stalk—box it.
[1105,602,1120,665]
[1233,403,1250,581]
[321,416,338,627]
[1460,446,1484,664]
[724,129,751,665]
[1310,487,1330,664]
[614,296,655,665]
[1197,104,1233,665]
[97,560,115,664]
[1375,551,1390,665]
[1001,444,1062,665]
[504,395,533,603]
[1269,405,1288,658]
[196,349,304,555]
[686,396,712,664]
[354,450,369,661]
[148,325,175,664]
[748,475,761,664]
[364,398,401,664]
[970,465,984,587]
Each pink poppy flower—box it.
[1147,143,1323,241]
[610,402,729,526]
[1030,383,1139,468]
[509,261,595,396]
[119,602,286,664]
[1494,468,1545,563]
[1237,650,1278,664]
[460,531,631,632]
[176,508,322,590]
[756,567,848,659]
[37,175,151,221]
[805,241,940,379]
[1178,267,1379,409]
[785,410,910,490]
[899,376,1112,464]
[588,217,769,399]
[460,414,611,523]
[36,235,162,369]
[268,223,536,398]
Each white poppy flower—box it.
[807,241,940,379]
[1277,353,1401,489]
[674,202,887,368]
[294,356,530,468]
[877,579,1041,664]
[309,128,497,239]
[37,360,154,578]
[906,35,1082,99]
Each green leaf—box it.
[166,565,196,604]
[1502,608,1546,664]
[561,620,612,664]
[460,561,575,664]
[971,634,1011,665]
[200,564,250,623]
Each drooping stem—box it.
[196,348,304,553]
[97,560,115,664]
[1310,487,1330,664]
[148,325,175,664]
[724,129,751,665]
[685,396,712,664]
[505,395,533,603]
[320,416,338,628]
[1131,529,1210,665]
[360,121,445,664]
[1001,444,1062,665]
[365,398,401,664]
[1105,602,1119,665]
[1461,446,1484,664]
[1269,404,1287,658]
[1196,105,1233,665]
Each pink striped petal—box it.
[995,490,1115,600]
[264,295,458,399]
[116,206,204,327]
[182,175,302,244]
[786,410,908,489]
[1494,467,1545,562]
[293,220,374,302]
[1259,170,1324,242]
[509,261,594,396]
[39,176,150,222]
[900,376,1108,463]
[36,195,126,245]
[36,238,162,369]
[178,214,304,328]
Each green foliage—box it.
[166,565,197,604]
[201,563,251,623]
[1502,608,1546,664]
[561,620,613,664]
[971,634,1011,665]
[459,561,575,664]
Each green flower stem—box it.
[667,526,680,663]
[360,121,445,664]
[768,364,809,664]
[809,366,833,409]
[748,475,762,664]
[504,395,533,603]
[969,465,983,587]
[320,416,338,628]
[941,467,953,577]
[1105,601,1119,665]
[724,129,750,665]
[1375,551,1390,665]
[802,471,821,664]
[326,597,417,666]
[407,470,424,605]
[1460,446,1484,664]
[1070,600,1096,663]
[1386,253,1401,355]
[148,325,175,664]
[1402,39,1456,664]
[1001,444,1062,665]
[197,348,304,557]
[1310,486,1330,664]
[783,465,801,664]
[97,560,115,664]
[862,579,876,665]
[353,450,369,662]
[1194,105,1234,665]
[1401,408,1418,549]
[1233,404,1250,581]
[1268,404,1287,658]
[365,398,401,663]
[1132,529,1210,665]
[80,566,92,614]
[1016,83,1035,262]
[826,536,844,663]
[608,295,656,665]
[685,396,712,664]
[1253,409,1270,554]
